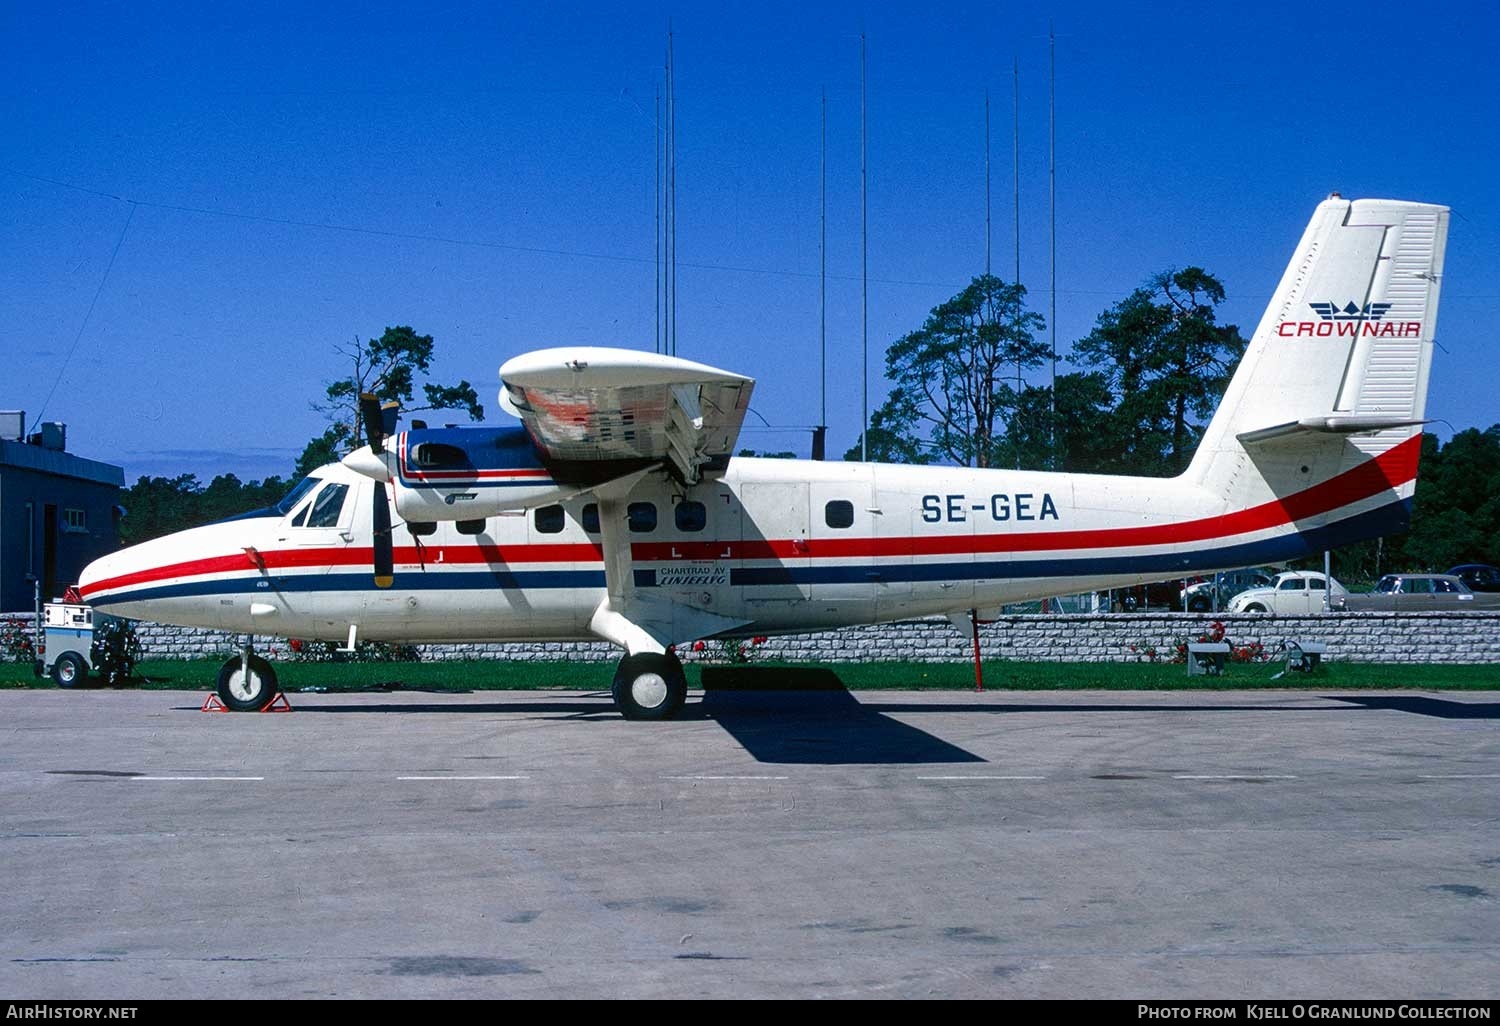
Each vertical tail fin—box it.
[1187,196,1448,541]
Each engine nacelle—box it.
[342,423,660,523]
[380,424,582,522]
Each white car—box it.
[1225,571,1348,614]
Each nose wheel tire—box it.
[612,651,687,721]
[216,654,280,712]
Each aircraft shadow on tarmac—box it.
[695,670,984,765]
[1327,695,1500,720]
[179,677,1500,765]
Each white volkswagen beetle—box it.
[1226,570,1348,614]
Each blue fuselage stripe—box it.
[94,498,1410,607]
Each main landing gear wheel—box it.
[216,654,280,712]
[612,651,687,721]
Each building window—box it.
[627,502,657,533]
[675,500,706,532]
[534,505,565,534]
[64,508,87,533]
[824,500,855,529]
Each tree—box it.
[119,473,289,546]
[991,372,1122,474]
[1072,268,1246,475]
[304,325,484,469]
[851,275,1048,467]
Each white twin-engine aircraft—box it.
[80,196,1448,718]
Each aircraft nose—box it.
[79,549,133,613]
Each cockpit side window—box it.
[305,483,350,528]
[276,476,322,517]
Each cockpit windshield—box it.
[275,476,322,516]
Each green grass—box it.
[2,657,1498,692]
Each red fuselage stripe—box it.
[80,435,1419,599]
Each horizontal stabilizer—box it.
[1237,415,1431,447]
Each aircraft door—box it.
[647,489,740,621]
[808,476,880,621]
[269,478,358,634]
[737,480,810,617]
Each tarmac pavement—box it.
[1,687,1497,998]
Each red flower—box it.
[752,636,768,645]
[692,640,705,652]
[289,639,304,653]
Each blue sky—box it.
[3,1,1496,483]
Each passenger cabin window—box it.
[1278,578,1305,591]
[675,500,706,532]
[627,502,657,533]
[825,500,855,529]
[1309,578,1326,590]
[456,518,486,536]
[407,521,437,537]
[1436,579,1460,593]
[535,505,566,534]
[306,484,349,528]
[582,503,600,534]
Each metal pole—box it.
[1012,57,1021,471]
[971,609,984,692]
[1049,24,1058,470]
[655,84,662,355]
[821,88,827,443]
[1324,550,1332,612]
[985,89,991,277]
[861,33,868,463]
[672,27,678,357]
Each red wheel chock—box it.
[200,692,293,713]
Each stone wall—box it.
[10,611,1499,666]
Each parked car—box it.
[1103,577,1204,612]
[1344,573,1500,612]
[1226,571,1348,614]
[1445,564,1500,593]
[1180,568,1275,612]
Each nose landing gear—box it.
[216,640,281,712]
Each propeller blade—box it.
[372,480,394,589]
[358,392,386,452]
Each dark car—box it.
[1180,568,1275,612]
[1446,564,1500,593]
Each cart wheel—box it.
[52,652,88,689]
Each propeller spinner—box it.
[357,393,399,589]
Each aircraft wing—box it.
[498,347,755,485]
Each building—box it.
[0,413,124,611]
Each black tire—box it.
[51,651,88,689]
[216,654,280,712]
[1243,603,1267,614]
[612,651,687,721]
[1187,595,1212,613]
